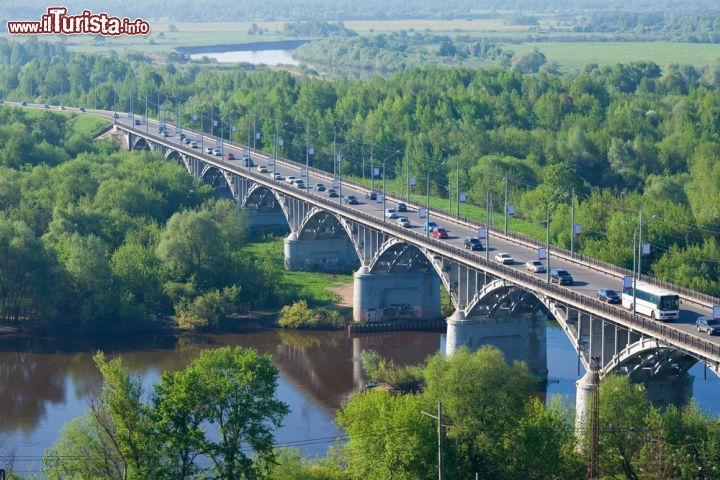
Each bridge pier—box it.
[445,309,548,377]
[352,266,440,323]
[284,232,359,273]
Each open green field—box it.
[240,236,352,306]
[509,41,720,71]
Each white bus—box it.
[622,281,680,321]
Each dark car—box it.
[697,316,720,335]
[133,119,142,126]
[464,237,483,251]
[327,188,339,198]
[397,202,407,212]
[20,101,27,106]
[365,191,377,200]
[243,157,254,167]
[79,107,86,112]
[597,289,621,304]
[345,195,359,205]
[550,269,574,285]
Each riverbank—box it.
[178,39,309,55]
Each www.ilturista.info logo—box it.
[7,7,150,36]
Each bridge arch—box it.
[164,149,190,172]
[368,238,442,278]
[296,208,361,259]
[241,184,291,228]
[130,136,151,151]
[601,337,697,380]
[201,165,235,199]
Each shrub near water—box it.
[277,300,343,329]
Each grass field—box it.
[240,236,352,306]
[509,41,720,71]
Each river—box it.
[1,323,719,475]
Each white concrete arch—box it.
[200,164,236,198]
[296,207,363,261]
[368,238,446,287]
[241,183,291,226]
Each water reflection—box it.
[0,330,441,460]
[189,50,300,65]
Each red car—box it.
[431,227,449,239]
[224,152,235,160]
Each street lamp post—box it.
[632,212,657,320]
[545,194,569,284]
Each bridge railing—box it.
[301,189,720,365]
[122,123,719,312]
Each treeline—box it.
[38,346,720,479]
[293,32,508,76]
[2,38,720,295]
[575,11,720,43]
[0,108,307,331]
[282,20,357,38]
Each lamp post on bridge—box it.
[632,212,658,321]
[425,158,448,237]
[545,194,569,284]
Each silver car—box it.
[525,260,546,273]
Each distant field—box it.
[343,19,531,35]
[509,41,720,71]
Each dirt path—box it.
[329,282,354,308]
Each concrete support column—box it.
[352,266,440,323]
[284,233,359,272]
[446,308,548,377]
[575,369,596,443]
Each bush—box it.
[175,285,241,330]
[277,300,343,330]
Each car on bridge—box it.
[293,179,306,189]
[365,191,377,200]
[397,202,407,212]
[224,152,235,161]
[177,132,185,140]
[20,101,27,106]
[327,189,338,197]
[314,183,326,192]
[213,149,222,156]
[274,173,284,181]
[432,227,449,239]
[183,137,192,145]
[58,106,65,110]
[243,157,254,167]
[525,260,545,273]
[134,119,142,126]
[550,269,574,286]
[385,208,398,219]
[494,252,513,265]
[256,165,268,173]
[424,221,438,232]
[285,176,297,184]
[464,237,483,251]
[345,195,359,205]
[43,104,49,109]
[696,316,720,335]
[397,217,411,228]
[79,107,85,112]
[205,147,214,154]
[597,288,621,304]
[189,141,198,148]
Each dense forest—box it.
[0,107,307,331]
[0,38,720,298]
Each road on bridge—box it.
[11,102,720,355]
